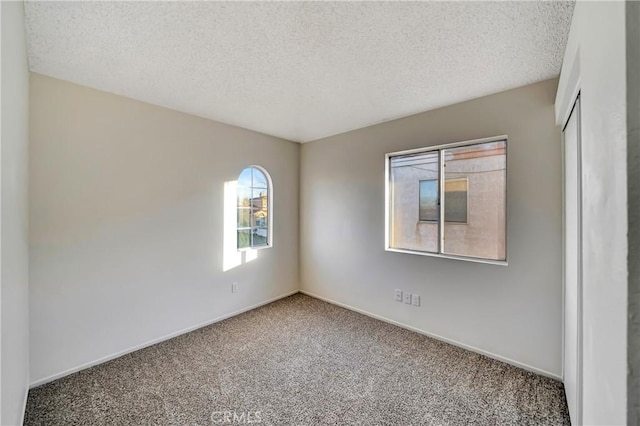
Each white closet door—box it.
[563,96,582,425]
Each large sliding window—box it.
[386,136,507,263]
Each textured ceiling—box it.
[24,1,574,143]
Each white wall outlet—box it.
[232,282,238,293]
[403,292,412,304]
[394,289,403,302]
[412,294,420,306]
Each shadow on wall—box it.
[223,180,258,271]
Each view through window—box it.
[387,138,506,262]
[237,166,270,249]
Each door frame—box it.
[561,93,583,426]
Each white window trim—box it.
[237,164,274,252]
[384,135,508,266]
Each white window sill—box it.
[385,247,508,266]
[237,244,272,252]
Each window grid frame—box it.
[237,166,273,251]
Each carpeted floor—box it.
[25,294,569,425]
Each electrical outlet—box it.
[394,289,403,302]
[412,294,420,306]
[403,292,412,304]
[232,282,238,293]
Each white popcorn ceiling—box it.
[24,1,574,143]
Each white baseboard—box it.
[31,288,561,389]
[30,290,299,388]
[300,289,562,381]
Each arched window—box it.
[237,166,272,249]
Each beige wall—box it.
[1,1,31,424]
[29,73,300,384]
[300,78,563,377]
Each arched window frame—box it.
[236,165,273,250]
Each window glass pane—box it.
[237,229,251,249]
[251,188,268,209]
[237,187,252,207]
[442,141,506,260]
[389,151,439,253]
[238,168,252,188]
[252,169,268,188]
[252,228,268,247]
[419,180,439,221]
[237,208,251,228]
[252,187,268,246]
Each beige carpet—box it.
[25,294,569,425]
